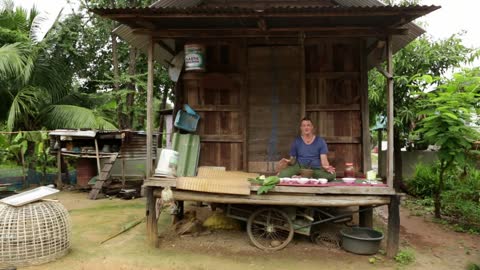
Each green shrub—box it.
[395,248,416,265]
[441,169,480,232]
[406,163,480,232]
[406,163,457,198]
[0,133,11,162]
[467,263,480,270]
[406,163,438,198]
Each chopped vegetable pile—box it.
[248,175,280,195]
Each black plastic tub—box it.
[340,227,384,255]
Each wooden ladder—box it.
[89,153,119,200]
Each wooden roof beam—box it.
[133,27,408,38]
[156,40,175,55]
[376,65,393,79]
[367,39,386,55]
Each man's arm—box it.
[321,154,335,173]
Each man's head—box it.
[300,117,314,136]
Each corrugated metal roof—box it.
[113,25,175,62]
[334,0,428,66]
[95,5,438,33]
[112,0,202,66]
[49,130,98,137]
[334,0,383,7]
[95,5,439,16]
[98,0,439,69]
[151,0,202,8]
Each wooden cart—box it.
[225,203,381,251]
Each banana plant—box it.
[34,131,55,185]
[7,132,28,187]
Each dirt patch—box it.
[399,207,480,269]
[17,191,480,270]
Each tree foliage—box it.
[369,33,478,189]
[416,68,480,218]
[0,1,118,131]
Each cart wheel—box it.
[247,208,294,251]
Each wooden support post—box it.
[242,38,249,171]
[387,194,400,257]
[121,157,126,188]
[56,150,62,188]
[94,138,101,176]
[299,32,306,118]
[146,36,154,179]
[359,206,373,228]
[386,35,394,188]
[145,186,159,247]
[360,40,371,173]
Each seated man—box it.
[278,117,336,181]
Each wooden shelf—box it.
[59,151,118,159]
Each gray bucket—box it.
[340,227,384,255]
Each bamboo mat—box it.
[176,167,259,195]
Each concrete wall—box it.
[378,150,438,179]
[100,158,146,181]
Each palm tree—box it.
[0,1,116,131]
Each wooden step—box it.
[89,153,119,200]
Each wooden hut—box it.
[49,130,157,198]
[91,0,439,256]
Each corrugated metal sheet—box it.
[95,5,439,15]
[119,133,157,159]
[49,129,97,137]
[113,25,174,62]
[200,0,336,8]
[112,0,202,65]
[171,133,200,177]
[151,0,202,8]
[334,0,383,7]
[334,0,428,66]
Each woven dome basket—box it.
[0,201,71,267]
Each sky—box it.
[14,0,480,67]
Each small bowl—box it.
[342,177,356,184]
[317,178,328,184]
[308,178,319,185]
[297,178,309,184]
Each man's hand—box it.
[279,158,290,167]
[323,165,336,174]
